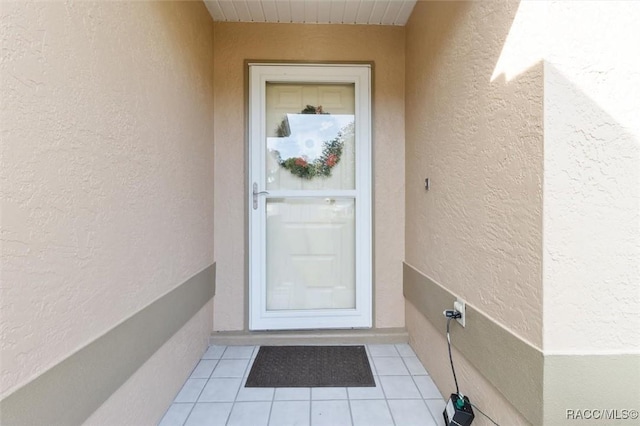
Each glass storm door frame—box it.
[248,64,372,330]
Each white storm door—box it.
[249,64,372,330]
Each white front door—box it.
[249,64,372,330]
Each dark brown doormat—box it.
[245,345,375,388]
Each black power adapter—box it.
[444,393,475,426]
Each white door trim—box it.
[248,64,372,330]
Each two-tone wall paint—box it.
[405,2,542,423]
[2,1,638,424]
[541,2,639,424]
[1,2,216,424]
[212,22,406,332]
[405,1,639,425]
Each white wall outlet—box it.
[453,298,466,327]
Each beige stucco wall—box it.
[213,22,405,331]
[404,2,542,422]
[405,1,639,423]
[540,0,640,354]
[405,0,543,347]
[0,0,215,404]
[540,2,640,420]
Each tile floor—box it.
[158,344,446,426]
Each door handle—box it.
[252,182,269,210]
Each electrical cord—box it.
[446,315,501,426]
[469,403,500,426]
[446,317,460,395]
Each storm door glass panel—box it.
[265,82,356,311]
[265,83,356,191]
[266,198,356,310]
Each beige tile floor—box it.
[158,344,446,426]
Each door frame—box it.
[248,63,372,330]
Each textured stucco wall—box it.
[541,1,640,354]
[405,1,639,423]
[213,22,405,331]
[0,0,215,402]
[405,0,543,347]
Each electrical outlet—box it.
[453,299,466,327]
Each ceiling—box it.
[203,1,417,26]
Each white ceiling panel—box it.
[275,0,291,22]
[262,1,279,21]
[395,0,416,25]
[204,0,417,25]
[204,0,225,20]
[218,1,239,20]
[316,1,332,23]
[329,0,345,23]
[355,1,375,23]
[341,1,360,23]
[246,1,266,21]
[290,1,305,22]
[369,1,389,23]
[305,1,319,23]
[234,1,252,21]
[380,0,403,25]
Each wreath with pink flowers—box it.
[273,105,347,180]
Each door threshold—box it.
[210,327,408,346]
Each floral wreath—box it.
[273,105,346,180]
